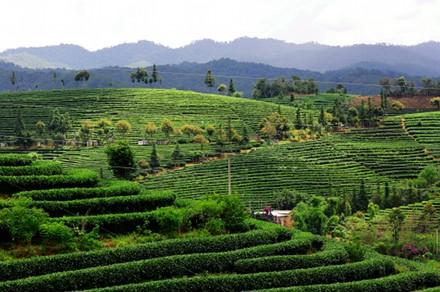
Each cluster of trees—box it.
[105,119,251,178]
[259,109,323,143]
[130,65,160,85]
[252,76,318,98]
[319,97,386,129]
[380,76,440,98]
[203,70,243,97]
[0,205,102,252]
[258,97,387,144]
[14,108,72,148]
[326,84,347,94]
[142,119,250,148]
[274,166,440,259]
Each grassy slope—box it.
[0,88,300,139]
[144,112,439,208]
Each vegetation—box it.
[0,87,439,291]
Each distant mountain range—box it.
[0,58,423,96]
[1,37,440,76]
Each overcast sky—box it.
[1,0,439,52]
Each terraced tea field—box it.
[0,118,439,291]
[398,111,440,159]
[143,140,387,209]
[0,154,439,291]
[0,88,299,141]
[327,119,435,179]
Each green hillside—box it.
[399,111,440,159]
[143,114,438,208]
[143,140,387,209]
[0,88,300,140]
[0,154,438,291]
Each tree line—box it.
[252,76,318,98]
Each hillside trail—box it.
[399,116,440,162]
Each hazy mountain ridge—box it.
[1,38,440,76]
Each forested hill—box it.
[2,38,440,76]
[0,58,423,96]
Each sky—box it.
[0,0,440,52]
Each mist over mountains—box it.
[1,37,440,76]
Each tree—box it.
[105,141,136,178]
[9,71,17,89]
[367,202,379,221]
[130,68,148,83]
[295,107,303,130]
[319,107,327,127]
[383,181,391,208]
[193,134,209,150]
[430,97,440,110]
[180,124,202,139]
[391,100,405,112]
[204,70,215,88]
[259,112,290,141]
[217,84,227,94]
[416,202,436,233]
[232,91,243,98]
[388,208,405,245]
[353,180,369,212]
[418,165,439,186]
[170,143,185,167]
[115,120,132,138]
[260,121,276,141]
[293,196,329,235]
[74,70,90,84]
[226,118,233,142]
[35,120,46,137]
[241,126,249,145]
[48,109,72,141]
[151,64,159,83]
[0,206,48,243]
[228,79,236,96]
[78,120,94,144]
[161,119,174,140]
[422,78,433,96]
[380,77,391,96]
[96,118,113,144]
[396,76,408,94]
[273,189,306,210]
[206,125,216,141]
[144,122,158,139]
[215,125,227,151]
[150,143,160,169]
[14,108,26,136]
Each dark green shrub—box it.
[105,142,136,179]
[87,258,395,292]
[344,242,366,262]
[0,169,98,194]
[0,229,289,281]
[256,271,440,292]
[0,237,318,291]
[15,181,141,201]
[40,222,75,250]
[0,206,48,243]
[234,241,348,273]
[30,191,175,217]
[0,161,63,176]
[0,154,33,166]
